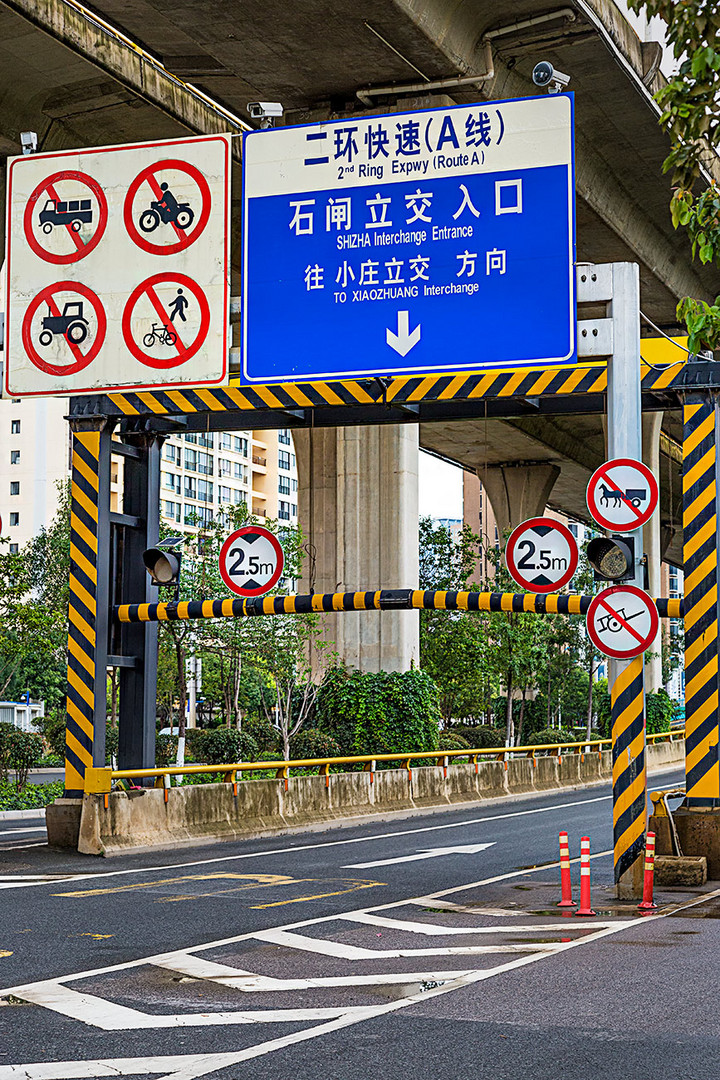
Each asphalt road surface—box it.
[1,764,718,1080]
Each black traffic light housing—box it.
[587,535,635,583]
[142,536,184,593]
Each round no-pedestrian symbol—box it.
[122,273,210,369]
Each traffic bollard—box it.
[575,836,596,916]
[638,832,658,911]
[558,831,576,907]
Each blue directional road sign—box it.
[242,94,575,383]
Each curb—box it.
[0,808,48,821]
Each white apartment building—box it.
[159,426,298,531]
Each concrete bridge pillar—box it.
[479,463,561,537]
[643,412,663,693]
[294,424,419,672]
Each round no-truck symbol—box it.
[21,281,106,376]
[219,526,284,597]
[123,159,211,255]
[122,272,210,369]
[23,170,108,264]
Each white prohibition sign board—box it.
[586,584,659,660]
[505,516,578,593]
[586,458,658,532]
[4,133,230,397]
[219,526,284,597]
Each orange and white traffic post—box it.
[638,831,658,911]
[558,831,576,907]
[575,836,596,916]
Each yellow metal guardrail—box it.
[84,729,684,796]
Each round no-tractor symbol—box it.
[21,281,106,377]
[219,526,284,597]
[122,273,210,369]
[23,170,108,265]
[123,159,211,255]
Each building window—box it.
[278,500,291,521]
[162,472,181,493]
[10,420,20,434]
[9,544,18,555]
[184,476,197,500]
[163,443,179,463]
[185,433,197,444]
[278,428,291,445]
[220,433,232,451]
[291,503,297,517]
[184,504,197,526]
[11,399,20,404]
[198,433,214,448]
[235,436,248,456]
[10,482,20,496]
[9,513,19,526]
[279,476,291,495]
[164,500,181,522]
[196,506,213,527]
[218,457,231,477]
[197,451,213,476]
[278,450,291,471]
[197,478,214,503]
[292,478,298,493]
[184,448,197,472]
[234,462,248,483]
[219,485,231,503]
[10,451,20,465]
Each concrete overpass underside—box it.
[2,0,718,667]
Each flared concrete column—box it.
[643,412,663,692]
[480,463,561,537]
[294,424,419,672]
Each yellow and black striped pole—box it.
[611,655,646,884]
[114,589,682,624]
[64,422,111,797]
[683,395,720,805]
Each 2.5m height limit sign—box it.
[4,134,230,396]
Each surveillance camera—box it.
[532,61,571,94]
[20,131,38,155]
[247,102,284,128]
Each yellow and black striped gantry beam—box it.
[115,589,683,624]
[611,655,646,883]
[65,431,101,796]
[102,359,686,419]
[683,397,720,804]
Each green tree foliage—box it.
[0,724,43,789]
[314,665,440,758]
[627,0,720,351]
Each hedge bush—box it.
[0,779,63,811]
[243,716,282,754]
[189,728,260,765]
[0,726,43,789]
[438,732,471,753]
[448,724,504,749]
[315,665,440,758]
[290,728,342,761]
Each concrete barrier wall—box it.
[63,739,685,856]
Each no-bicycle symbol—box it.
[23,170,107,265]
[122,272,211,369]
[21,281,106,376]
[123,159,212,256]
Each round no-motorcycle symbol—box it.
[219,526,284,597]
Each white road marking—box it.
[0,828,47,835]
[408,898,523,916]
[339,912,610,935]
[2,868,715,1080]
[344,842,495,868]
[0,792,613,891]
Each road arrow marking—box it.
[386,310,421,356]
[343,843,495,869]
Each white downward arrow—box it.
[344,842,495,869]
[386,310,421,356]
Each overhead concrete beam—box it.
[2,0,247,153]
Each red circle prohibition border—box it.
[23,170,108,265]
[586,458,659,533]
[219,526,285,597]
[123,158,212,255]
[21,281,107,376]
[505,516,578,594]
[586,584,659,660]
[121,273,211,369]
